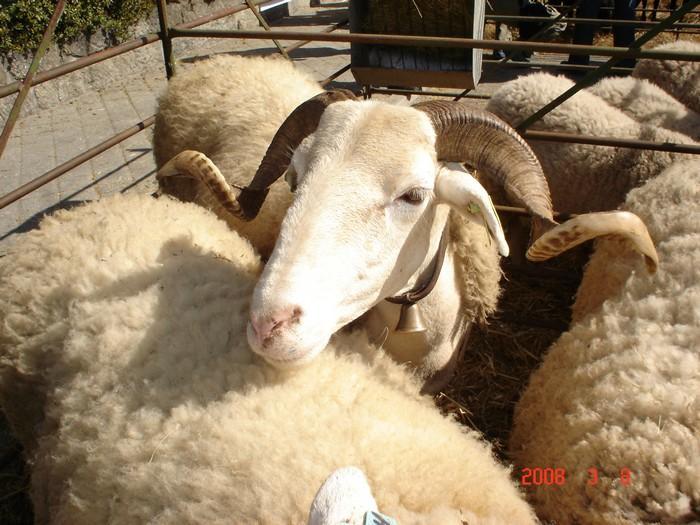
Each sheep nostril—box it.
[251,305,304,346]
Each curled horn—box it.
[236,89,357,220]
[527,211,659,273]
[413,101,557,242]
[157,150,243,216]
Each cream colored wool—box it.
[510,160,700,524]
[153,55,502,387]
[0,194,536,525]
[633,40,700,114]
[588,76,700,141]
[153,55,323,258]
[486,72,697,214]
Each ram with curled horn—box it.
[156,57,657,392]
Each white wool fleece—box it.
[486,72,697,214]
[510,160,700,524]
[0,194,536,525]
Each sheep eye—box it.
[398,188,426,205]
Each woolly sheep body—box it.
[587,76,700,140]
[633,40,700,114]
[153,55,323,257]
[486,72,697,214]
[0,194,536,525]
[510,160,700,524]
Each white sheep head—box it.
[232,92,556,367]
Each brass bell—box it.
[395,303,427,333]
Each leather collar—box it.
[385,225,449,306]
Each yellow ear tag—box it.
[467,202,481,215]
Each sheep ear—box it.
[527,211,659,273]
[307,467,379,525]
[435,163,509,257]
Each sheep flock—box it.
[0,38,698,524]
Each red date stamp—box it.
[520,467,567,486]
[520,467,633,487]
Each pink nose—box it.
[250,305,303,347]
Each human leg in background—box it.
[613,0,638,67]
[566,0,602,64]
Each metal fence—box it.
[1,0,699,212]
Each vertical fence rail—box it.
[0,0,67,160]
[156,0,175,78]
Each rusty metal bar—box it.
[284,18,348,53]
[486,14,700,28]
[0,0,66,160]
[522,130,700,154]
[547,4,693,12]
[483,58,634,72]
[0,34,160,100]
[320,63,352,86]
[178,0,269,29]
[4,5,697,101]
[168,27,700,61]
[370,87,492,99]
[0,0,275,100]
[245,0,291,59]
[495,204,576,220]
[0,116,155,211]
[516,0,700,131]
[156,0,175,78]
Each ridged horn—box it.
[236,89,357,220]
[156,150,242,217]
[527,211,659,273]
[413,101,557,241]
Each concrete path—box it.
[0,2,569,253]
[0,4,355,253]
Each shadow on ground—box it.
[0,149,155,243]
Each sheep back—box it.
[509,160,700,524]
[588,76,700,141]
[486,72,696,214]
[0,194,536,525]
[633,41,700,114]
[153,55,323,257]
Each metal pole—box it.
[516,0,700,131]
[244,0,291,60]
[167,27,700,61]
[522,130,700,154]
[372,87,492,98]
[156,0,175,78]
[0,116,156,210]
[320,63,352,86]
[284,19,348,53]
[495,204,575,220]
[485,14,700,28]
[483,58,634,72]
[0,0,295,101]
[0,0,66,161]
